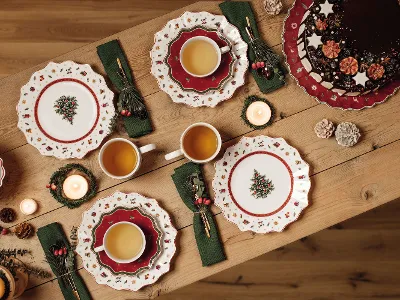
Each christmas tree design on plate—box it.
[54,95,78,125]
[250,169,275,199]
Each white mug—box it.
[180,36,231,78]
[93,221,146,264]
[165,122,222,164]
[98,137,156,180]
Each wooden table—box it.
[0,0,399,299]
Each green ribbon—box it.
[220,1,286,93]
[97,40,153,138]
[37,223,91,300]
[172,162,226,267]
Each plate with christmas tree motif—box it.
[212,136,311,233]
[17,61,116,159]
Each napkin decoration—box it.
[37,222,91,300]
[97,40,153,138]
[220,1,286,93]
[172,162,226,266]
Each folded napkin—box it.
[97,40,153,138]
[37,222,92,300]
[172,162,226,266]
[220,1,286,93]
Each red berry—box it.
[51,184,57,191]
[256,61,262,68]
[126,111,132,117]
[204,199,211,205]
[251,63,257,70]
[53,250,58,256]
[197,198,203,204]
[121,110,126,116]
[260,61,265,67]
[46,184,51,189]
[1,228,8,235]
[63,247,67,255]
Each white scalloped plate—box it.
[76,191,177,292]
[0,158,4,188]
[17,61,116,159]
[213,136,311,233]
[150,11,248,107]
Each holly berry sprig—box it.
[52,246,68,257]
[251,61,266,70]
[194,197,212,207]
[119,109,132,117]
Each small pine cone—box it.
[14,222,34,239]
[335,122,361,147]
[0,208,17,223]
[314,119,335,139]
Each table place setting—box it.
[1,0,399,299]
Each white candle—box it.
[246,101,272,126]
[20,198,38,215]
[63,175,88,200]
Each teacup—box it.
[180,36,230,78]
[99,138,156,180]
[165,122,222,163]
[93,221,146,264]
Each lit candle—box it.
[20,198,38,215]
[246,101,272,126]
[63,175,88,200]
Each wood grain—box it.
[0,0,399,299]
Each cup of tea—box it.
[165,122,222,163]
[93,221,146,264]
[180,36,230,78]
[99,138,156,179]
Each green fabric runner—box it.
[220,1,286,93]
[172,162,226,266]
[37,223,91,300]
[97,40,153,138]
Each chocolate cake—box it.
[297,0,400,96]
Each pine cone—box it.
[314,119,335,139]
[14,222,34,239]
[0,208,17,223]
[264,0,283,15]
[335,122,361,147]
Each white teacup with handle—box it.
[99,137,156,180]
[93,221,146,264]
[165,122,222,164]
[180,36,231,78]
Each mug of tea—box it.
[93,221,146,264]
[180,36,230,77]
[99,138,156,179]
[165,122,222,163]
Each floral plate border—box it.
[150,11,248,107]
[282,0,400,110]
[0,158,4,188]
[212,136,311,233]
[17,61,116,159]
[76,191,177,291]
[92,207,163,276]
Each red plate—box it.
[92,207,162,275]
[166,26,235,94]
[283,0,400,110]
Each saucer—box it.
[213,136,311,233]
[93,207,162,276]
[17,61,116,159]
[166,26,235,94]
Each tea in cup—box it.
[165,122,222,163]
[99,138,156,179]
[180,36,230,77]
[94,221,146,264]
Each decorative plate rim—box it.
[281,0,400,111]
[0,158,4,188]
[165,25,236,94]
[76,191,178,291]
[150,11,249,108]
[17,60,116,159]
[91,206,163,276]
[212,136,311,234]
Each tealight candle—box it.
[19,198,38,215]
[63,175,88,200]
[246,101,272,126]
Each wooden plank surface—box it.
[0,0,399,299]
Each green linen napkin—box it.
[97,40,153,138]
[220,1,286,93]
[172,162,226,266]
[37,223,92,300]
